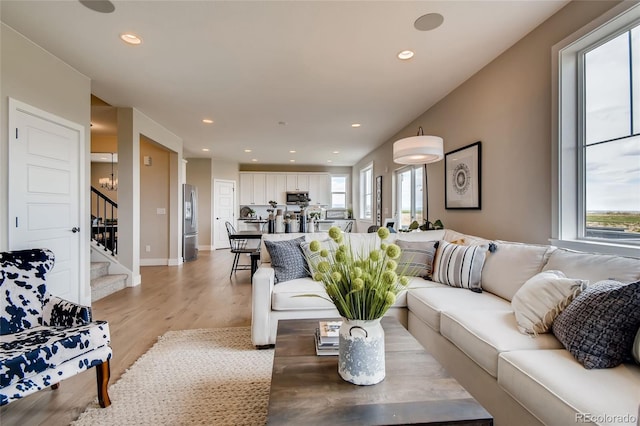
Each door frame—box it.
[8,97,89,304]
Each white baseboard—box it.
[168,257,183,266]
[198,245,213,251]
[140,258,169,266]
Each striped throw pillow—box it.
[432,240,489,292]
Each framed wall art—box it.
[375,175,383,226]
[445,141,481,209]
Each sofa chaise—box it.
[251,229,640,426]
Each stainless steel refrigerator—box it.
[183,184,198,262]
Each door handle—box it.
[71,227,80,233]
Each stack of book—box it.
[314,320,341,356]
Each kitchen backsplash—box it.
[239,205,302,219]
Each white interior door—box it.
[8,99,83,303]
[213,179,236,249]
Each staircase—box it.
[91,261,127,302]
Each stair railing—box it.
[91,187,118,257]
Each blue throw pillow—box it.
[264,237,309,283]
[552,280,640,369]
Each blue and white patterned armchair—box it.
[0,249,112,407]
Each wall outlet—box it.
[157,208,166,215]
[145,245,151,252]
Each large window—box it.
[555,3,640,256]
[395,165,424,229]
[330,175,348,208]
[359,163,373,220]
[583,27,640,242]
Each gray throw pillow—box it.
[552,280,640,369]
[396,240,437,278]
[264,237,308,283]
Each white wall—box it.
[1,23,93,303]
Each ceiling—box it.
[1,0,569,166]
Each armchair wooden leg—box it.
[96,360,111,408]
[51,383,60,390]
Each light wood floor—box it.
[0,249,253,426]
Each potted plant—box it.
[304,226,408,385]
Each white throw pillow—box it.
[511,270,588,335]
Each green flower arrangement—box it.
[306,226,409,320]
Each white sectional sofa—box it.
[251,230,640,426]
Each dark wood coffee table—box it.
[267,317,493,425]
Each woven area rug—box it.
[72,327,274,426]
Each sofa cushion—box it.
[0,321,111,388]
[442,229,488,245]
[264,237,308,283]
[511,270,588,335]
[542,248,640,284]
[498,349,640,426]
[481,242,555,301]
[388,229,446,243]
[440,310,563,377]
[552,280,640,369]
[395,239,437,278]
[0,249,55,335]
[271,278,336,310]
[432,240,488,292]
[271,277,410,311]
[407,285,511,331]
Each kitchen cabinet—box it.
[239,173,266,205]
[238,220,266,232]
[286,174,309,192]
[265,174,287,204]
[240,172,330,206]
[308,174,330,206]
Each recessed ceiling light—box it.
[333,151,340,154]
[251,159,258,162]
[202,148,210,152]
[120,33,142,45]
[289,150,296,154]
[327,160,333,163]
[397,50,414,60]
[202,119,213,124]
[80,0,115,13]
[244,149,252,153]
[351,123,361,128]
[290,159,295,163]
[414,13,444,32]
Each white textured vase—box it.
[338,318,385,385]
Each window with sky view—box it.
[583,23,640,243]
